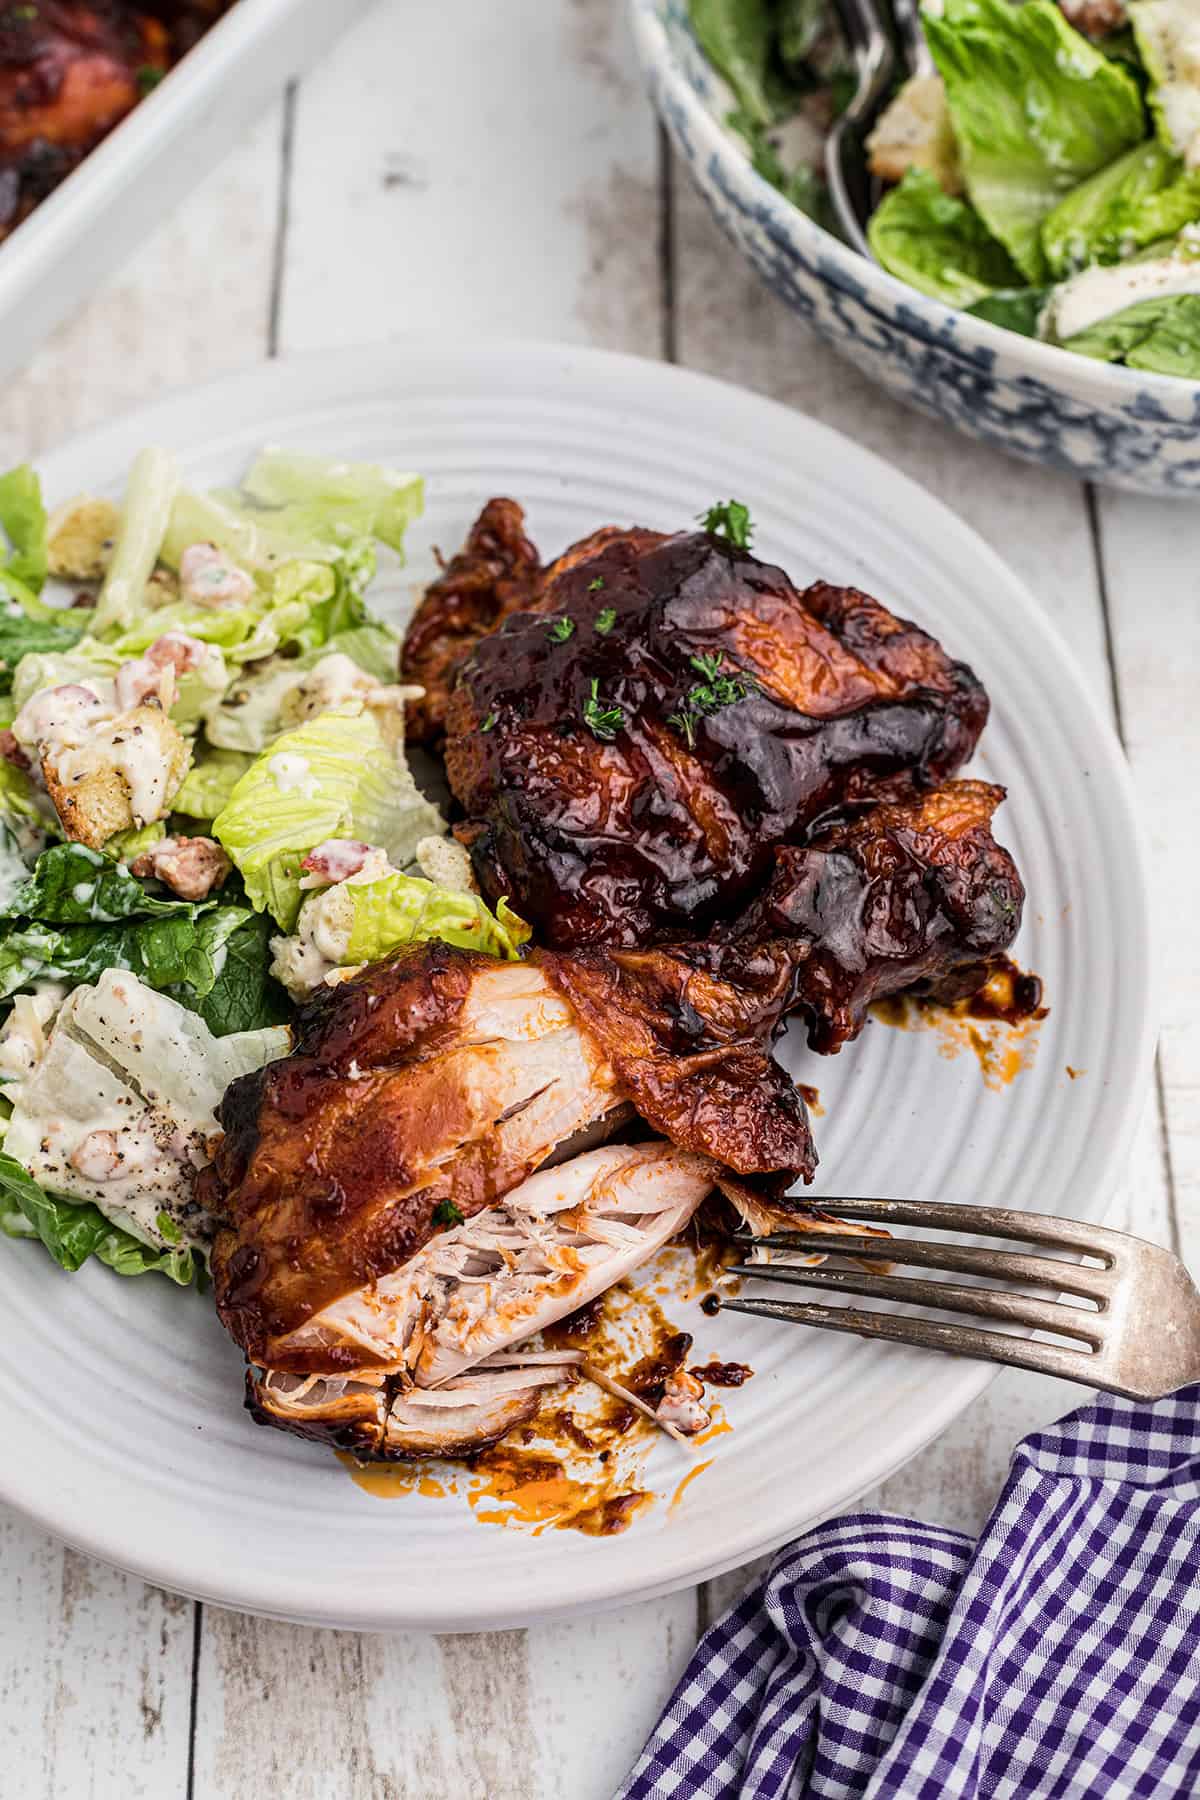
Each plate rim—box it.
[0,337,1157,1630]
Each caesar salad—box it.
[0,447,527,1285]
[690,0,1200,376]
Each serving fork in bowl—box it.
[721,1198,1200,1400]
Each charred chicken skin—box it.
[443,525,988,947]
[400,497,542,745]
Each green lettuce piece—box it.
[172,745,254,822]
[105,821,166,863]
[923,0,1146,282]
[868,168,1022,305]
[202,623,401,755]
[0,904,254,1006]
[91,448,180,636]
[777,0,825,68]
[0,759,59,860]
[336,871,530,966]
[1041,141,1200,278]
[966,287,1051,336]
[3,969,289,1272]
[0,607,86,692]
[691,0,779,128]
[166,912,291,1036]
[213,705,444,929]
[0,465,49,610]
[0,1150,197,1282]
[1,841,196,923]
[1130,0,1200,164]
[237,450,424,558]
[1061,290,1200,373]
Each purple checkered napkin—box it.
[618,1386,1200,1799]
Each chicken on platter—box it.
[0,1,236,242]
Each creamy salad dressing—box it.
[267,751,318,797]
[1045,251,1200,340]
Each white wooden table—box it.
[0,6,1194,1796]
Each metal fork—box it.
[719,1198,1200,1400]
[823,0,896,256]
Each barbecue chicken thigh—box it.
[442,524,988,947]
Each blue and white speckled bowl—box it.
[631,0,1200,495]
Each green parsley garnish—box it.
[588,576,605,591]
[433,1199,465,1228]
[582,677,624,742]
[594,607,617,636]
[699,500,753,549]
[136,65,164,93]
[668,652,756,747]
[9,4,37,19]
[480,711,497,733]
[547,616,576,643]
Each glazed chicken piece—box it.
[444,525,988,947]
[0,3,169,241]
[210,942,816,1368]
[400,498,542,745]
[540,782,1025,1116]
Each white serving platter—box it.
[0,340,1155,1631]
[0,0,375,384]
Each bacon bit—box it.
[299,839,373,886]
[0,729,29,770]
[145,631,208,674]
[131,835,231,901]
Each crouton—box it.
[45,498,121,582]
[867,75,963,196]
[42,704,191,850]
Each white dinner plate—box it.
[0,341,1154,1631]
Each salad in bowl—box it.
[690,0,1200,376]
[634,0,1200,489]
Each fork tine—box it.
[728,1263,1104,1347]
[789,1198,1125,1258]
[718,1296,1115,1387]
[742,1234,1113,1302]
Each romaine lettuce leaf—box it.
[1130,0,1200,166]
[236,449,423,558]
[691,0,780,129]
[202,623,401,755]
[172,745,254,822]
[923,0,1146,281]
[3,969,289,1262]
[966,287,1051,336]
[212,705,444,929]
[91,448,180,636]
[1061,290,1200,373]
[338,871,530,965]
[0,464,49,610]
[0,759,59,860]
[0,1149,197,1282]
[1041,141,1200,278]
[2,841,196,923]
[868,167,1022,306]
[0,607,86,692]
[0,903,254,1007]
[166,911,291,1036]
